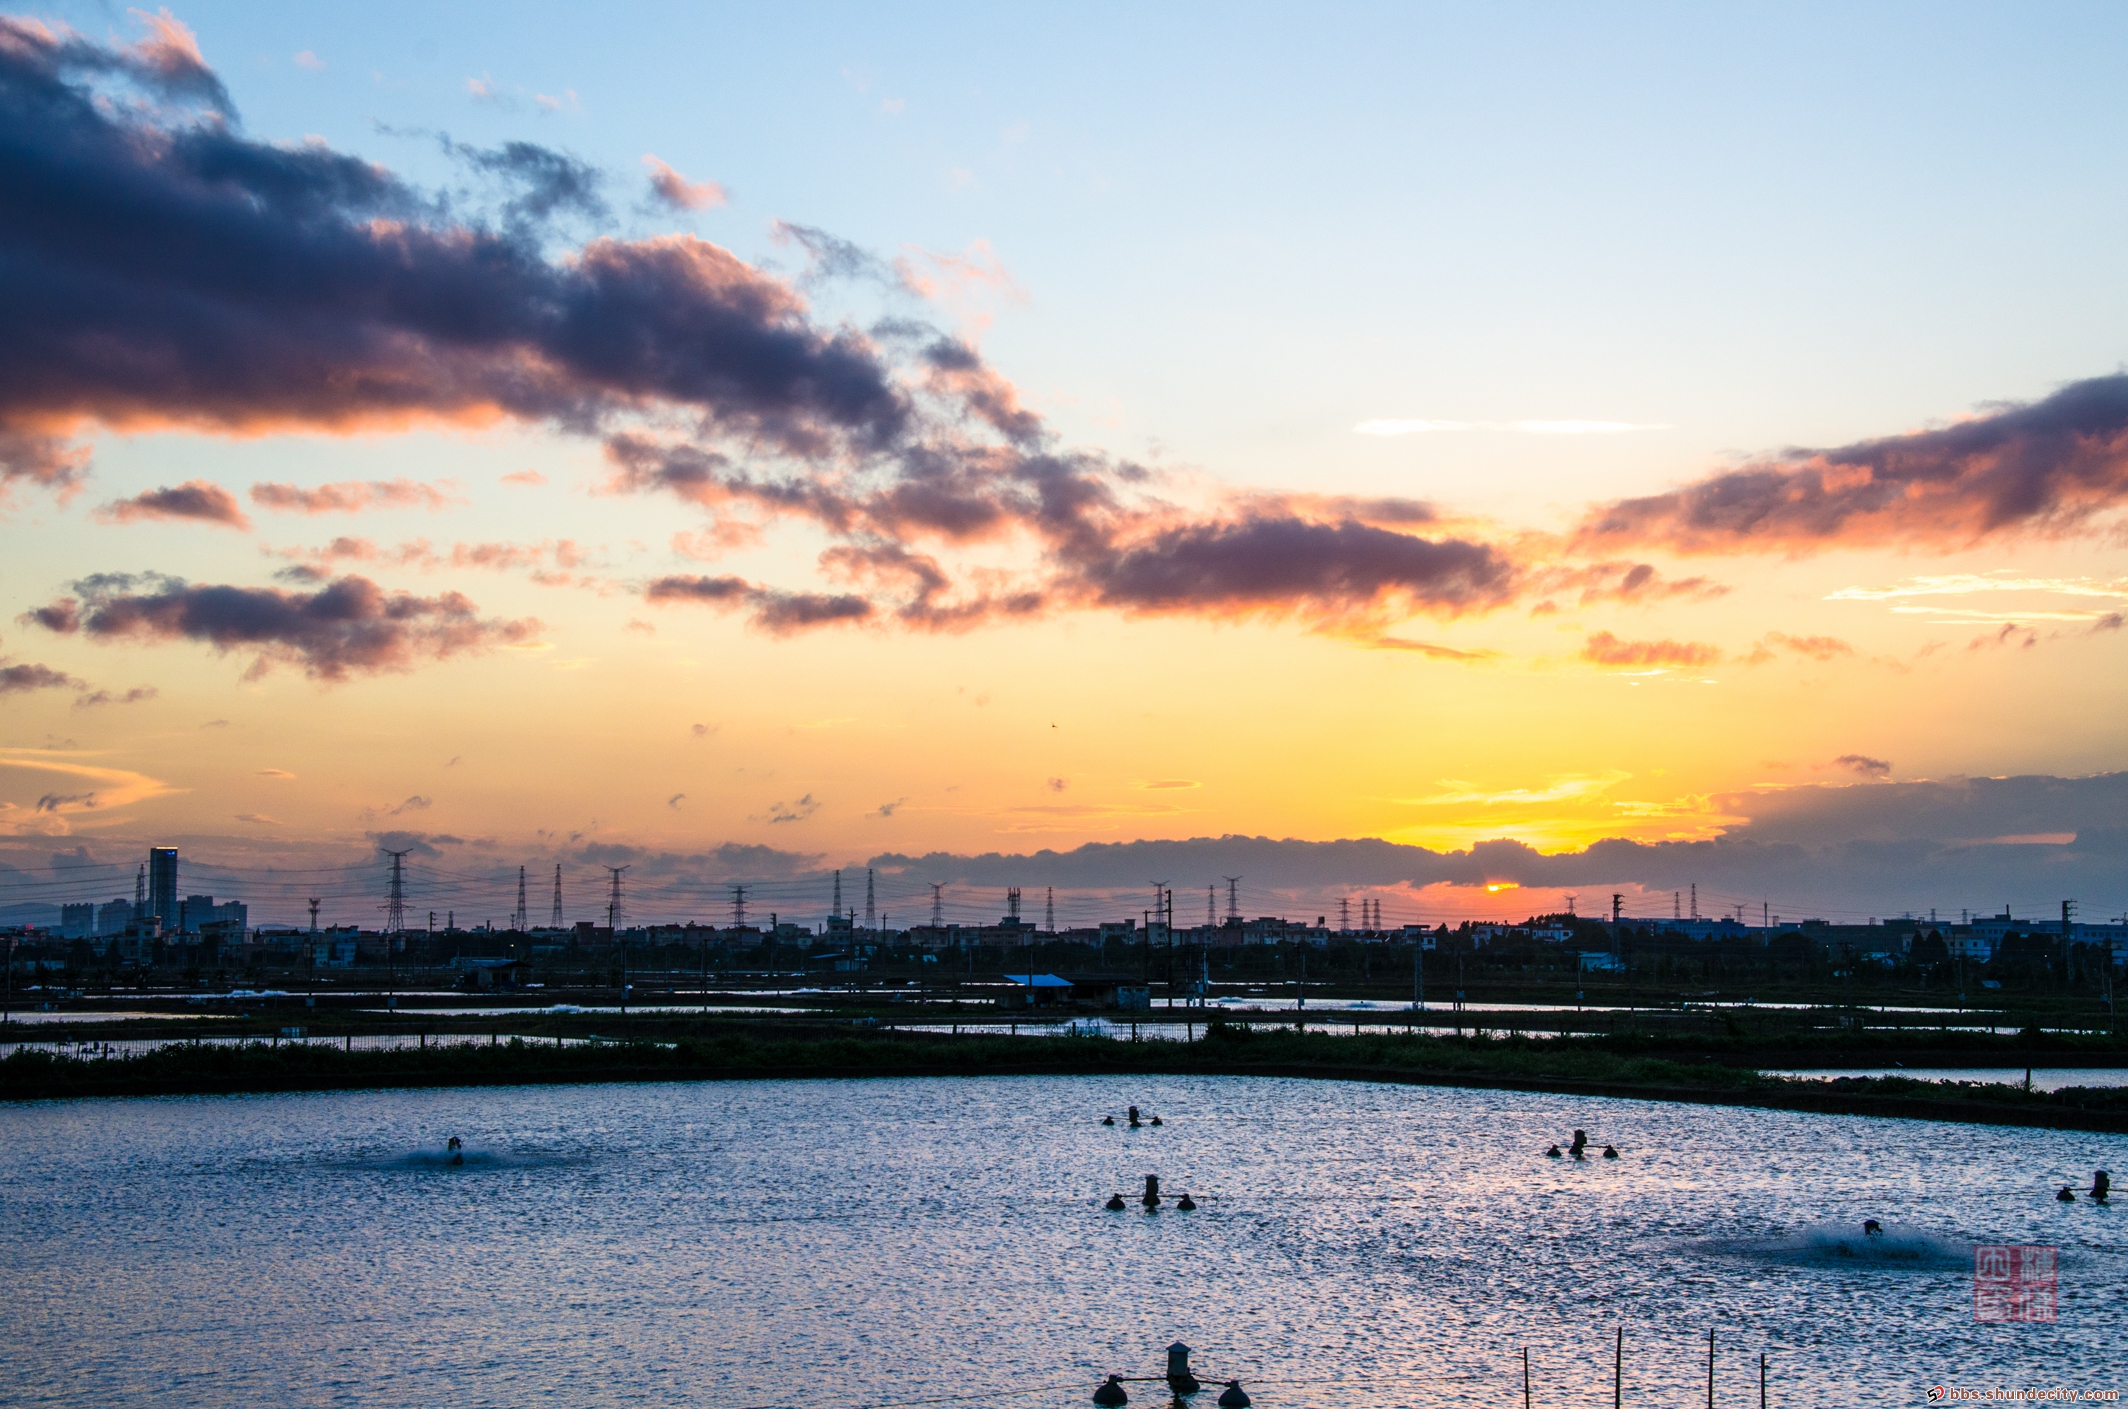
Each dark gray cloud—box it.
[1579,374,2128,552]
[646,573,874,634]
[577,839,822,880]
[1059,517,1518,622]
[364,830,444,857]
[0,660,79,693]
[868,773,2128,918]
[72,684,156,708]
[8,777,2120,928]
[442,136,609,228]
[94,480,250,528]
[0,19,912,495]
[772,220,893,285]
[25,572,539,681]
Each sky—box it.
[3,2,2126,931]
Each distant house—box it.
[1000,972,1074,1008]
[460,957,527,991]
[1062,972,1152,1010]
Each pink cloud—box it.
[642,155,727,211]
[250,479,465,514]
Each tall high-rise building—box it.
[148,847,178,926]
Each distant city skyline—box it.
[3,5,2126,927]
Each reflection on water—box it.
[2,1075,2120,1407]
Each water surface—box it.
[3,1075,2120,1406]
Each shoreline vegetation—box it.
[7,1021,2128,1132]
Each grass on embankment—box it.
[6,1023,2127,1132]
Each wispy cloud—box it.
[761,794,821,824]
[1405,771,1631,807]
[1756,632,1855,662]
[1580,631,1721,669]
[1828,572,2128,601]
[72,685,156,708]
[251,479,464,515]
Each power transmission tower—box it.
[832,869,842,920]
[134,863,146,910]
[1045,885,1054,933]
[1150,882,1167,934]
[550,865,564,927]
[514,866,528,931]
[1564,893,1577,916]
[606,866,628,930]
[383,848,410,934]
[864,869,876,932]
[930,883,945,926]
[1207,885,1216,926]
[1339,897,1350,934]
[1690,883,1697,920]
[1006,886,1021,921]
[1225,877,1240,922]
[729,884,749,928]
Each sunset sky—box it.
[4,3,2126,929]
